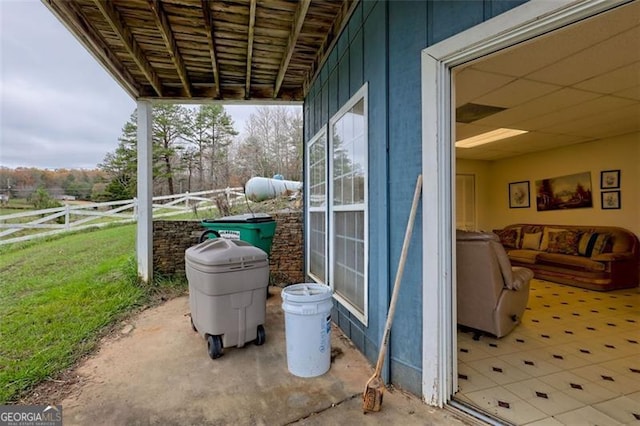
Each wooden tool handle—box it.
[373,174,423,377]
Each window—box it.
[329,84,368,323]
[306,128,327,283]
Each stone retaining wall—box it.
[153,210,303,286]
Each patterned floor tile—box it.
[504,378,560,400]
[523,417,565,426]
[498,352,563,376]
[466,357,533,385]
[524,389,584,416]
[570,364,640,395]
[465,386,547,425]
[592,396,640,424]
[457,363,498,393]
[553,406,622,426]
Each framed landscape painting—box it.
[509,181,530,208]
[535,172,593,211]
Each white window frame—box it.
[420,0,626,407]
[329,83,369,325]
[305,127,328,284]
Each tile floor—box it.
[455,279,640,425]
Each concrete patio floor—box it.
[60,288,473,425]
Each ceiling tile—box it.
[473,79,560,108]
[513,95,635,132]
[543,104,640,138]
[526,27,640,86]
[454,69,515,106]
[467,1,640,79]
[574,61,640,94]
[455,122,497,140]
[613,84,640,101]
[473,88,601,128]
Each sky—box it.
[0,1,298,170]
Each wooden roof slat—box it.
[147,0,192,97]
[201,0,220,98]
[44,0,355,101]
[274,0,311,98]
[92,0,164,96]
[245,0,256,98]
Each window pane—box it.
[306,130,327,284]
[333,211,365,314]
[330,87,367,319]
[309,212,325,282]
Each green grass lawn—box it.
[0,224,155,403]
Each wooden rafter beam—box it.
[201,0,221,98]
[93,0,163,97]
[245,0,257,99]
[42,0,141,98]
[273,0,311,98]
[147,0,192,97]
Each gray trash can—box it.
[186,238,269,359]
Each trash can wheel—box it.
[255,325,266,346]
[199,229,221,243]
[207,334,223,359]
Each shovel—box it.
[363,174,423,413]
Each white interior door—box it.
[455,174,475,231]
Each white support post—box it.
[137,101,153,283]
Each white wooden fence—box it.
[0,188,245,245]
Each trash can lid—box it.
[202,213,273,224]
[186,238,268,268]
[282,283,333,303]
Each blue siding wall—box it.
[387,0,427,396]
[303,0,526,395]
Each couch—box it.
[494,224,639,291]
[456,230,534,338]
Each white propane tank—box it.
[245,177,301,201]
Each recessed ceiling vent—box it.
[456,103,506,123]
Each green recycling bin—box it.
[200,213,277,256]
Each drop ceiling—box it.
[454,1,640,161]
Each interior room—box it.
[452,3,639,424]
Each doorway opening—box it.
[451,3,640,424]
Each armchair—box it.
[456,230,533,338]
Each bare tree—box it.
[232,106,302,181]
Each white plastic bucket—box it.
[281,284,333,377]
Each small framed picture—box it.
[600,170,620,189]
[601,191,621,210]
[509,181,530,208]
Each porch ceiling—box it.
[42,0,356,101]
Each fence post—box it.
[225,187,231,206]
[186,191,190,209]
[65,204,71,229]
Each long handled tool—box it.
[363,174,423,413]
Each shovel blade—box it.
[362,377,385,412]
